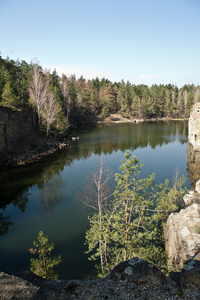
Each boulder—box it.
[108,257,166,284]
[165,203,200,271]
[0,271,38,299]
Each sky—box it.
[0,0,200,87]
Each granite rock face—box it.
[187,103,200,187]
[188,103,200,150]
[187,142,200,188]
[165,202,200,272]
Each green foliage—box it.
[29,231,61,280]
[1,81,18,108]
[155,174,188,223]
[0,55,199,127]
[85,152,188,277]
[101,102,110,117]
[86,151,157,276]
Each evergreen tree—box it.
[85,152,188,277]
[29,231,61,280]
[86,151,159,276]
[1,81,18,107]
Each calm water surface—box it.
[0,121,189,279]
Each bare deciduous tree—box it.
[28,64,48,127]
[42,90,61,137]
[77,155,114,273]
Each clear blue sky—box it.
[1,0,200,87]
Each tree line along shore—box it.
[0,55,199,137]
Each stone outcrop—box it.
[165,103,200,273]
[108,257,166,284]
[0,106,69,165]
[165,202,200,272]
[0,272,38,299]
[1,259,200,299]
[188,103,200,150]
[187,103,200,187]
[187,142,200,188]
[0,106,37,164]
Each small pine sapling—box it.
[29,230,61,280]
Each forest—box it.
[0,55,200,135]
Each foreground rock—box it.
[165,177,200,273]
[165,203,200,272]
[1,258,200,299]
[0,272,38,299]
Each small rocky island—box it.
[1,105,200,299]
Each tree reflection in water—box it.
[0,212,14,236]
[12,189,30,212]
[0,189,30,235]
[39,168,62,213]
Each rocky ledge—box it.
[1,258,200,299]
[2,134,70,166]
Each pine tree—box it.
[85,151,158,276]
[29,231,61,280]
[1,81,18,108]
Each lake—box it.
[0,121,189,279]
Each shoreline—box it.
[0,115,188,167]
[96,113,188,124]
[0,137,70,168]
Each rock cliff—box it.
[0,106,69,165]
[0,106,37,164]
[187,139,200,188]
[188,103,200,150]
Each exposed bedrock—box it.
[165,202,200,272]
[0,106,37,163]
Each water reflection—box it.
[0,212,14,236]
[0,120,189,277]
[38,168,62,213]
[0,165,63,234]
[0,122,188,233]
[66,121,188,161]
[12,189,30,212]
